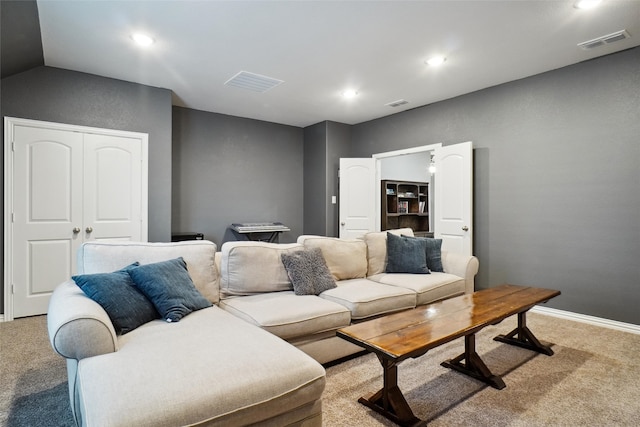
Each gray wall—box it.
[1,66,173,314]
[172,107,303,246]
[0,0,44,79]
[325,122,351,237]
[303,122,328,235]
[303,121,350,237]
[350,47,640,325]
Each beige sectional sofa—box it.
[218,228,478,364]
[47,229,478,426]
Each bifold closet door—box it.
[9,121,146,318]
[82,133,143,243]
[12,125,84,317]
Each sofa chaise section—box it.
[48,241,325,427]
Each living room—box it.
[2,0,638,327]
[1,1,639,425]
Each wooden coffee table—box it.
[336,284,561,426]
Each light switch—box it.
[331,196,337,204]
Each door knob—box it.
[86,226,93,233]
[341,222,345,226]
[73,227,81,233]
[462,226,469,232]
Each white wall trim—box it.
[372,143,442,160]
[532,306,640,335]
[0,314,4,322]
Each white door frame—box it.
[3,117,149,321]
[372,144,442,232]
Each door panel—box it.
[12,126,83,317]
[29,240,72,293]
[339,158,376,239]
[84,133,142,242]
[434,141,473,256]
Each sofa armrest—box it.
[47,280,118,360]
[441,251,479,294]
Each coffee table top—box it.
[337,284,560,361]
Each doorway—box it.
[340,142,473,255]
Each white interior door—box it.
[339,158,376,238]
[11,125,84,317]
[83,133,143,242]
[434,141,473,255]
[5,117,148,320]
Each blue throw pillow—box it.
[73,263,159,335]
[128,257,212,322]
[385,232,430,274]
[402,235,444,272]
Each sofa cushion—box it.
[368,272,466,305]
[219,292,351,340]
[319,278,416,319]
[281,248,336,295]
[72,263,159,335]
[363,228,414,276]
[220,242,303,296]
[297,235,367,280]
[129,257,212,322]
[76,307,326,427]
[403,235,444,272]
[77,240,220,304]
[385,232,430,274]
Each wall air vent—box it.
[224,71,284,92]
[578,30,631,50]
[385,99,409,108]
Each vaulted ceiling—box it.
[6,1,640,127]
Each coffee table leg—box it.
[441,334,506,390]
[494,311,554,356]
[359,356,425,427]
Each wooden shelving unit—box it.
[381,180,431,237]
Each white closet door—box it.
[6,117,148,319]
[83,133,143,242]
[12,125,84,317]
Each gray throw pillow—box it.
[281,248,337,295]
[128,257,212,322]
[402,235,444,272]
[385,232,430,274]
[73,262,159,335]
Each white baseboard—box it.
[531,306,640,335]
[0,314,4,322]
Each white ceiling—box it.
[36,0,640,128]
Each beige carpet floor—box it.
[323,312,640,426]
[1,312,639,426]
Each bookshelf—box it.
[381,180,431,237]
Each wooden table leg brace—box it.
[358,355,424,427]
[441,334,506,390]
[494,311,554,356]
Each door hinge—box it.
[11,142,15,152]
[11,284,15,294]
[337,169,340,178]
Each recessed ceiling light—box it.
[131,33,154,47]
[574,0,602,9]
[426,56,446,66]
[342,90,358,99]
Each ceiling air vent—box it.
[385,99,409,108]
[224,71,284,92]
[578,30,631,50]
